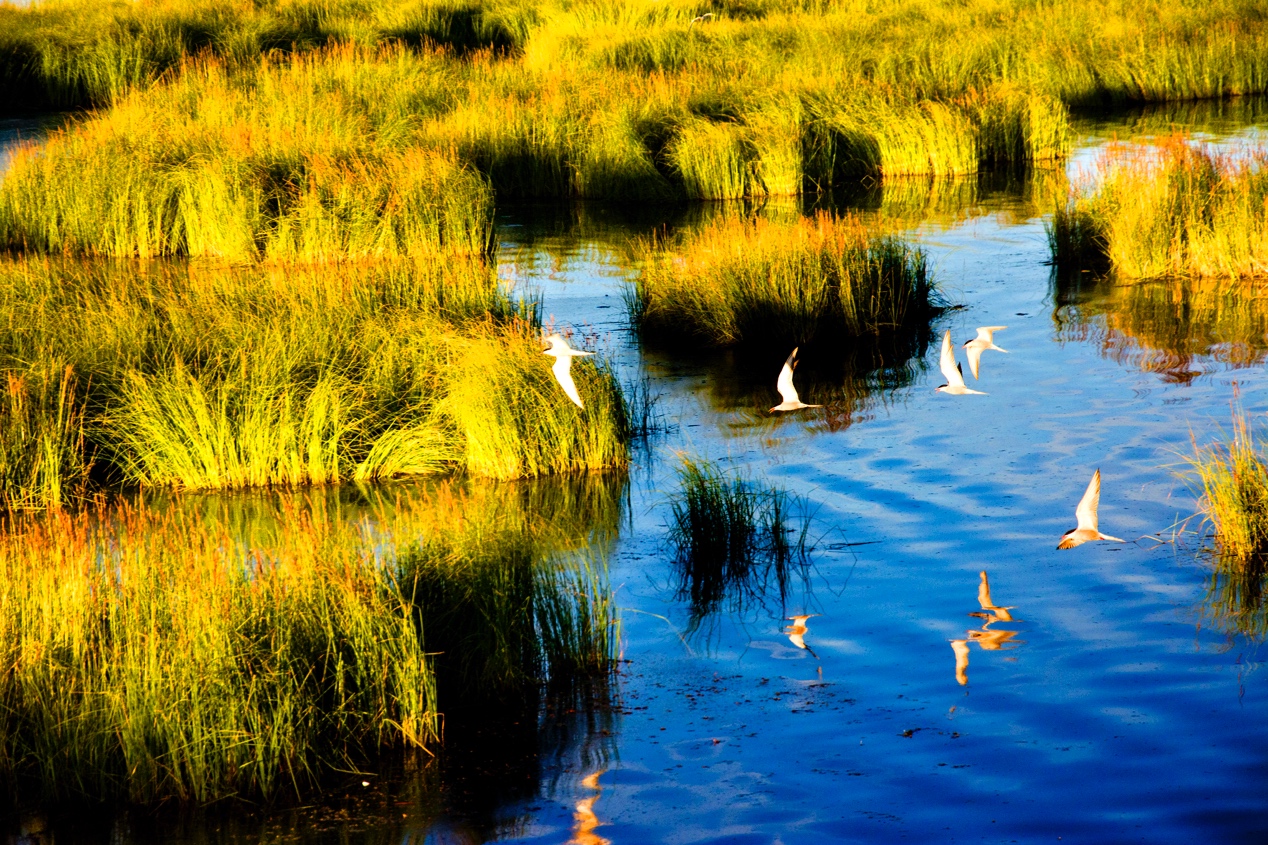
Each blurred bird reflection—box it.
[570,769,610,845]
[951,571,1023,685]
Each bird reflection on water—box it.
[569,769,610,845]
[784,614,821,659]
[951,571,1023,686]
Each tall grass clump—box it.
[0,364,89,510]
[1187,404,1268,569]
[1051,138,1268,279]
[441,326,630,479]
[0,256,627,505]
[0,46,495,262]
[0,502,439,804]
[667,455,812,622]
[632,212,939,349]
[0,472,623,805]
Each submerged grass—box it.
[1051,138,1268,280]
[1187,403,1268,569]
[0,473,622,804]
[632,212,939,349]
[668,455,812,624]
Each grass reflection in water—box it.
[1052,269,1268,384]
[0,472,625,807]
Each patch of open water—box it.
[4,102,1268,843]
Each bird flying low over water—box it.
[962,326,1008,380]
[1057,469,1126,550]
[543,332,594,409]
[935,330,986,395]
[770,347,822,412]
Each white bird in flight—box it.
[543,333,594,409]
[935,330,986,395]
[770,347,821,412]
[1057,469,1126,549]
[962,326,1008,380]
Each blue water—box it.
[4,105,1268,843]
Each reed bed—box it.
[0,256,627,507]
[0,46,495,261]
[632,212,939,348]
[667,455,812,623]
[1051,139,1268,280]
[1187,405,1268,569]
[0,474,621,804]
[2,0,1264,226]
[5,1,1264,115]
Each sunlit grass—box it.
[0,473,622,804]
[1188,404,1268,568]
[1051,138,1268,280]
[0,256,628,504]
[632,212,939,348]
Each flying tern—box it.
[1057,469,1126,549]
[962,326,1008,380]
[543,333,594,409]
[935,330,986,395]
[770,347,822,412]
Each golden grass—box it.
[1051,138,1268,279]
[632,212,938,348]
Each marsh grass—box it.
[1051,139,1268,279]
[0,500,439,804]
[4,0,1267,227]
[1188,404,1268,569]
[0,473,622,804]
[0,364,89,510]
[0,47,496,261]
[632,212,939,349]
[668,456,813,623]
[0,256,626,505]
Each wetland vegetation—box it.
[2,0,1268,832]
[1051,138,1268,280]
[0,474,622,804]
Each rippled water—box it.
[4,103,1268,843]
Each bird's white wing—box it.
[939,331,965,387]
[975,326,1007,342]
[552,355,585,408]
[1074,469,1101,531]
[776,347,800,404]
[965,342,984,380]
